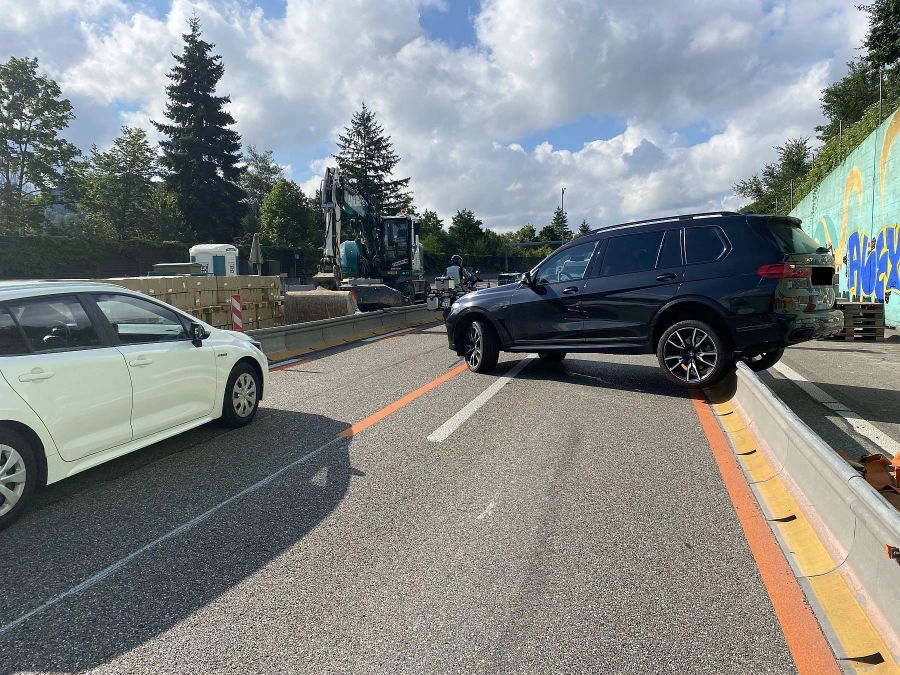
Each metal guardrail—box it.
[247,305,434,361]
[733,361,900,632]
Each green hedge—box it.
[0,236,192,279]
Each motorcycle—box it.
[427,267,481,319]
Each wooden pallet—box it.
[827,302,886,341]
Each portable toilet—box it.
[189,244,239,276]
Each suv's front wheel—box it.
[464,319,499,373]
[657,320,730,388]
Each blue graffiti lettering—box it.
[846,225,900,301]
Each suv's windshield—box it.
[764,220,821,255]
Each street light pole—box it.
[561,186,566,240]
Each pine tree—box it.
[550,206,571,241]
[577,219,591,236]
[154,17,245,242]
[334,103,412,216]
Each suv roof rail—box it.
[590,210,741,234]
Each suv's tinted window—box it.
[534,241,597,284]
[0,307,28,355]
[657,230,682,269]
[600,231,665,276]
[8,296,100,353]
[685,226,727,264]
[765,222,820,254]
[94,294,188,344]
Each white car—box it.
[0,281,268,528]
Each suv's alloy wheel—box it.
[657,320,729,388]
[464,319,499,373]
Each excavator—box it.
[313,167,427,310]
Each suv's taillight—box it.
[756,263,812,279]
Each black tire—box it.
[0,428,38,530]
[222,362,261,427]
[657,319,731,388]
[463,319,500,373]
[398,282,414,306]
[538,352,566,363]
[746,347,785,372]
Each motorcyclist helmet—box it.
[450,254,463,266]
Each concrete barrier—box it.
[247,305,434,362]
[732,361,900,631]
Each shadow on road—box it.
[511,356,691,400]
[0,407,355,674]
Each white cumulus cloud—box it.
[0,0,871,231]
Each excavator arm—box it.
[319,168,382,283]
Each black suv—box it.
[444,212,843,387]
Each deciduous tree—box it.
[241,145,283,232]
[77,126,159,238]
[447,209,483,253]
[260,179,308,248]
[0,56,78,234]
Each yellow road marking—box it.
[715,399,899,673]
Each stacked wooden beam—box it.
[100,275,285,330]
[827,301,885,342]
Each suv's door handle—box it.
[128,356,153,367]
[656,273,677,282]
[18,368,54,382]
[562,286,579,294]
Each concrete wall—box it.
[790,108,900,327]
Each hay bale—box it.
[284,289,359,324]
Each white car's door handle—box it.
[18,368,54,382]
[128,356,153,367]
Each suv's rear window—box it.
[764,221,820,254]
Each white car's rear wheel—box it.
[0,429,37,530]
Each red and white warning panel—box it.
[231,294,243,332]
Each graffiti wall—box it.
[790,108,900,327]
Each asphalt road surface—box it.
[761,328,900,461]
[1,325,795,674]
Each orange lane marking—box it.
[339,362,469,438]
[691,392,840,675]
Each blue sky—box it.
[420,0,480,48]
[0,0,868,229]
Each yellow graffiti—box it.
[838,166,864,270]
[881,111,900,208]
[819,216,832,248]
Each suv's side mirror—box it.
[520,270,534,287]
[190,322,209,347]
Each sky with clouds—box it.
[0,0,869,231]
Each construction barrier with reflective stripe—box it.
[247,305,436,363]
[731,361,900,633]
